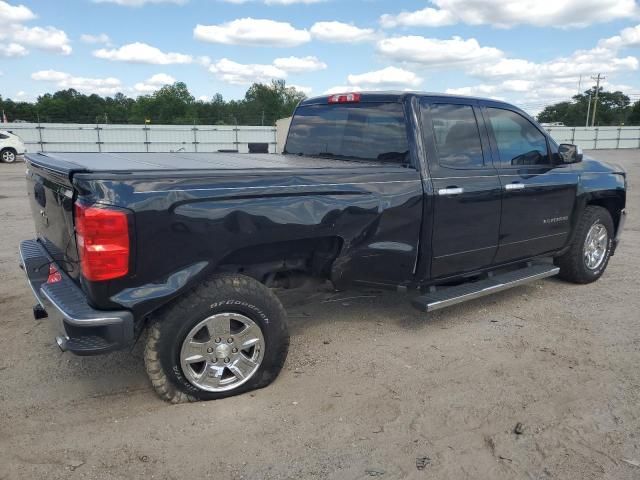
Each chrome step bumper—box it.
[19,239,134,355]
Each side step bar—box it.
[412,263,560,312]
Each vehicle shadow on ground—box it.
[278,279,552,336]
[44,278,558,402]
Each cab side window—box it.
[486,108,550,166]
[428,104,484,169]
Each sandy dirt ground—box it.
[0,150,639,480]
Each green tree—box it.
[627,100,640,125]
[537,88,631,126]
[0,81,307,125]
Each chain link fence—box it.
[0,122,278,153]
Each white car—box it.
[0,130,26,163]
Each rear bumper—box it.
[19,239,134,356]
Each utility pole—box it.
[591,73,605,127]
[585,93,591,127]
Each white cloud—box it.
[347,66,422,88]
[380,0,640,29]
[0,2,72,57]
[377,35,503,67]
[31,70,68,82]
[470,47,638,79]
[273,56,326,73]
[444,23,640,114]
[194,18,310,47]
[10,25,71,55]
[0,42,28,57]
[80,33,111,44]
[92,0,187,6]
[324,85,363,95]
[209,58,287,85]
[208,55,326,86]
[289,84,312,95]
[0,1,35,24]
[380,7,455,28]
[31,70,123,95]
[265,0,323,3]
[93,42,192,64]
[134,73,176,93]
[220,0,323,3]
[598,23,640,49]
[310,21,376,43]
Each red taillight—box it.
[328,92,361,104]
[74,202,130,281]
[47,264,62,284]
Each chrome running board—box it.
[412,263,560,312]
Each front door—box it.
[420,99,502,279]
[481,105,578,263]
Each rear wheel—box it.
[1,148,17,163]
[555,206,614,284]
[144,274,289,402]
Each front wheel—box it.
[1,148,17,163]
[555,206,614,284]
[144,274,289,402]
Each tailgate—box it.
[25,156,82,282]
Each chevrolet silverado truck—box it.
[19,92,626,402]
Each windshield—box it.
[285,102,410,165]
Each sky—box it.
[1,0,639,114]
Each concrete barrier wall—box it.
[0,122,277,154]
[544,126,640,150]
[2,122,638,154]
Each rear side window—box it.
[428,104,484,169]
[0,134,8,139]
[486,108,549,166]
[285,102,410,165]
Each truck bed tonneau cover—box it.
[25,152,373,173]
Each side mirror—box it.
[557,143,583,164]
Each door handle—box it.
[437,187,464,196]
[504,183,525,191]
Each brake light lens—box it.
[74,203,130,281]
[328,92,361,104]
[47,264,62,284]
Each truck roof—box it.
[300,90,515,109]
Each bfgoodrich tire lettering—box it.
[144,274,289,402]
[555,206,614,284]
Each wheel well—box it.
[1,147,17,153]
[215,237,343,285]
[587,196,623,231]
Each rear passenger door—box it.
[421,99,502,279]
[481,105,578,262]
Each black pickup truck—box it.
[20,91,626,402]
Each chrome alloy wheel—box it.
[583,222,608,270]
[180,312,265,392]
[2,150,16,163]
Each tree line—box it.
[537,88,640,126]
[0,80,306,126]
[2,81,639,127]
